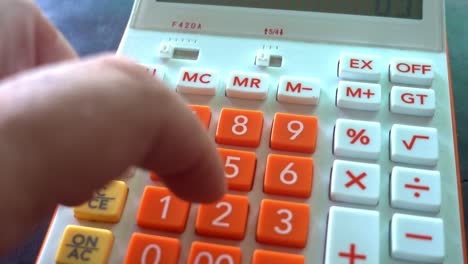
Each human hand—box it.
[0,0,225,253]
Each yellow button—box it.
[74,181,128,223]
[55,225,114,264]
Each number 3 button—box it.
[196,194,249,240]
[270,113,318,153]
[216,108,264,148]
[257,199,309,248]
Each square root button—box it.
[334,119,381,160]
[391,214,444,263]
[390,124,438,166]
[330,160,380,206]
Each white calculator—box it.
[37,0,467,263]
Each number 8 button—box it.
[216,108,264,148]
[270,113,318,153]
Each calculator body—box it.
[37,0,467,263]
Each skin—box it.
[0,0,226,254]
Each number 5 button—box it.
[196,194,249,240]
[216,108,264,148]
[270,113,318,153]
[256,199,309,248]
[218,148,256,191]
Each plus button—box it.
[338,243,367,264]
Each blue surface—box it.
[0,0,466,263]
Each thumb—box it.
[0,55,226,253]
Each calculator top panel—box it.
[130,0,444,52]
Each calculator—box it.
[37,0,467,263]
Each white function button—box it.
[334,119,381,160]
[338,53,381,82]
[391,214,444,263]
[176,67,218,95]
[390,58,434,86]
[226,71,269,100]
[331,160,380,205]
[158,41,174,59]
[390,86,435,117]
[325,206,379,264]
[277,76,321,105]
[391,167,441,212]
[390,124,438,166]
[143,64,165,80]
[336,81,381,111]
[255,49,270,67]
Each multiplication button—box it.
[325,206,379,264]
[390,124,438,166]
[391,167,441,213]
[391,214,444,263]
[334,119,381,160]
[330,160,380,205]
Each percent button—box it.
[334,119,381,160]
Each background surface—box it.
[0,0,467,262]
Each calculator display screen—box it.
[156,0,423,19]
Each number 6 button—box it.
[256,199,309,248]
[196,194,249,240]
[270,113,318,153]
[216,108,263,148]
[264,154,314,198]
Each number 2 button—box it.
[257,199,309,248]
[196,194,249,240]
[216,108,264,148]
[270,113,318,153]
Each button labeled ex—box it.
[338,54,381,82]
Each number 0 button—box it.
[196,194,249,240]
[270,113,318,153]
[124,233,180,264]
[216,108,264,148]
[256,199,309,248]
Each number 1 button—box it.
[196,194,249,240]
[216,108,264,148]
[270,113,318,153]
[136,186,191,233]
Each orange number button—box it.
[256,199,309,248]
[264,154,313,198]
[270,113,318,153]
[252,250,305,264]
[190,105,211,129]
[188,241,241,264]
[149,171,159,181]
[124,233,180,264]
[196,194,249,240]
[137,186,190,233]
[216,108,263,148]
[218,148,256,191]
